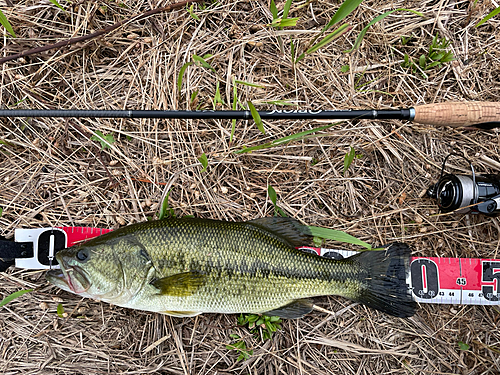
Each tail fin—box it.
[350,243,416,318]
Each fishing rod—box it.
[0,101,499,128]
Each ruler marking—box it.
[422,264,427,293]
[459,258,463,304]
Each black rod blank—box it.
[0,109,414,121]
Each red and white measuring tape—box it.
[12,227,500,306]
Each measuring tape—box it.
[9,227,500,306]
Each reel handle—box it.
[413,101,500,128]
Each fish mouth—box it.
[46,254,91,294]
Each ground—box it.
[0,0,500,374]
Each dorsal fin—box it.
[247,217,312,247]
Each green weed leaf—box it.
[198,153,208,173]
[0,289,32,308]
[91,130,115,150]
[56,303,65,318]
[341,65,350,73]
[0,9,15,37]
[226,336,253,361]
[313,236,323,247]
[247,101,265,134]
[419,54,426,68]
[237,313,282,342]
[307,226,372,249]
[187,4,200,20]
[343,146,356,174]
[458,341,470,351]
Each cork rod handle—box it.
[412,101,500,127]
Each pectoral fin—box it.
[152,271,206,297]
[264,299,313,319]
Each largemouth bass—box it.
[46,217,416,318]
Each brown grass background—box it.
[1,0,500,373]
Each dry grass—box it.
[1,0,500,373]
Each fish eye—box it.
[76,249,89,261]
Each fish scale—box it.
[47,217,416,318]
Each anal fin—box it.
[264,299,313,319]
[161,310,202,317]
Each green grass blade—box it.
[213,81,224,108]
[321,0,364,33]
[345,8,424,52]
[48,0,65,11]
[269,17,299,28]
[192,54,216,72]
[198,153,208,172]
[270,0,278,19]
[235,123,336,154]
[0,289,33,308]
[177,62,193,92]
[247,101,265,134]
[476,6,500,27]
[267,185,287,216]
[294,52,305,63]
[343,146,355,174]
[307,226,372,249]
[231,81,237,142]
[234,80,264,88]
[158,188,174,220]
[305,23,350,55]
[91,130,115,150]
[302,0,362,57]
[268,185,277,206]
[261,100,296,106]
[188,4,200,20]
[282,0,293,21]
[57,303,65,318]
[0,9,15,37]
